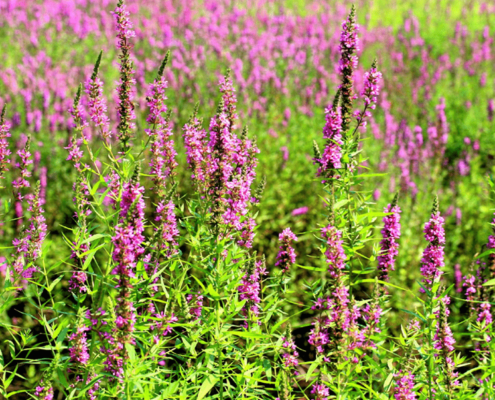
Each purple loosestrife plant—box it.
[12,135,32,197]
[316,91,343,181]
[275,228,298,273]
[155,199,179,256]
[207,73,239,231]
[237,256,268,328]
[377,193,401,282]
[183,104,208,184]
[339,5,359,134]
[11,182,47,282]
[354,60,382,130]
[186,292,204,320]
[0,105,11,185]
[34,383,54,400]
[113,0,136,153]
[68,175,91,294]
[65,85,87,173]
[393,371,417,400]
[85,51,111,140]
[433,296,459,394]
[146,51,178,194]
[183,71,259,241]
[310,383,330,400]
[69,324,90,365]
[420,196,445,292]
[277,325,299,400]
[111,166,145,347]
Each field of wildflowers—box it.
[1,0,495,398]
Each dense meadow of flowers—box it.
[1,0,495,399]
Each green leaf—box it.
[227,331,269,339]
[125,343,136,361]
[6,340,15,358]
[81,234,109,245]
[483,278,495,286]
[4,364,18,388]
[56,326,69,345]
[48,275,64,293]
[197,374,218,400]
[262,359,272,380]
[306,357,320,381]
[297,265,325,272]
[384,373,394,389]
[207,284,220,299]
[334,199,349,210]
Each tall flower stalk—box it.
[275,228,298,274]
[113,0,136,153]
[85,51,111,140]
[111,166,145,348]
[0,105,11,186]
[377,193,401,282]
[434,296,459,395]
[339,5,359,134]
[420,195,445,292]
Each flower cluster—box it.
[355,61,382,128]
[275,228,298,273]
[0,106,11,182]
[186,292,204,320]
[316,106,343,178]
[85,52,111,139]
[433,297,459,390]
[150,312,179,344]
[238,258,268,327]
[34,383,54,400]
[182,73,259,238]
[146,57,178,193]
[68,175,92,294]
[12,136,32,194]
[321,225,346,278]
[280,326,299,372]
[393,372,417,400]
[111,168,145,345]
[339,6,359,132]
[155,200,179,255]
[377,198,401,282]
[310,383,330,400]
[420,197,445,291]
[361,284,383,349]
[183,110,208,182]
[113,0,136,150]
[69,325,90,365]
[11,183,47,281]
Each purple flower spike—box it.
[321,225,346,279]
[310,383,329,400]
[34,382,54,400]
[85,52,111,140]
[113,0,137,151]
[377,195,401,282]
[420,196,445,291]
[111,167,145,345]
[355,60,382,129]
[393,371,417,400]
[69,325,90,365]
[316,106,343,179]
[0,106,11,182]
[339,5,359,133]
[434,296,459,390]
[275,228,298,273]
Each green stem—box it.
[426,300,434,399]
